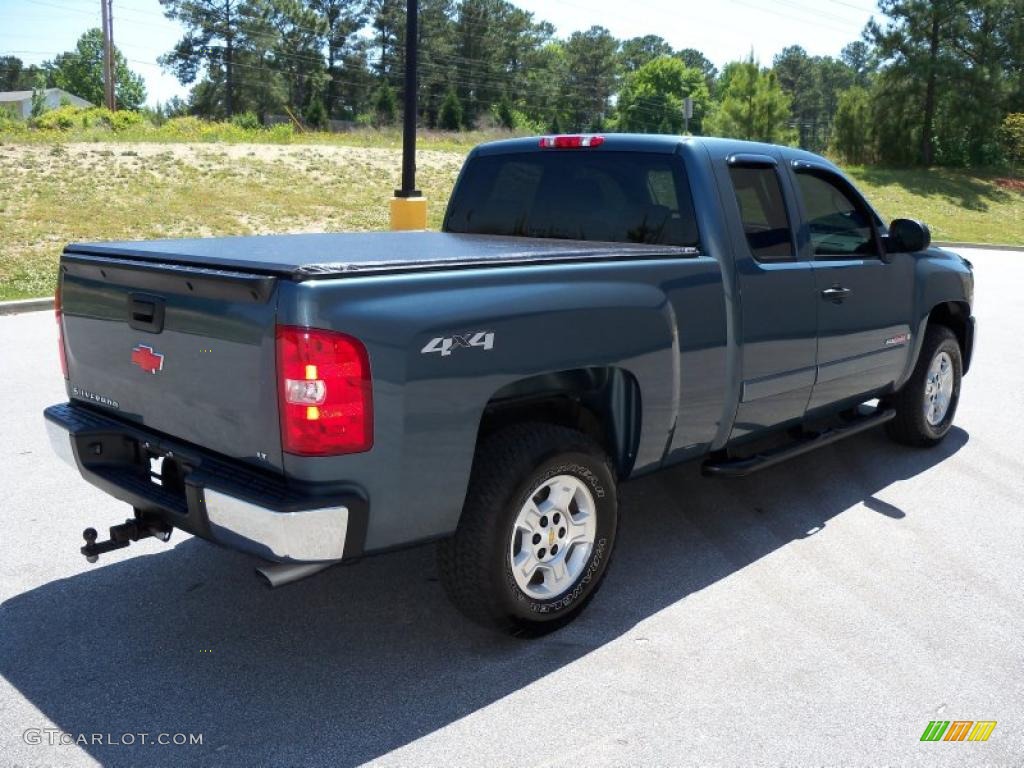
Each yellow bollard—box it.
[390,196,428,230]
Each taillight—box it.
[55,281,68,379]
[276,326,373,456]
[538,135,605,149]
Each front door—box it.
[791,166,914,413]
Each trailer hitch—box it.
[81,511,173,563]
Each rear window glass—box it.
[444,151,699,247]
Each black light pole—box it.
[390,0,425,228]
[398,0,419,199]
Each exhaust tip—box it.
[255,561,337,589]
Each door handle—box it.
[821,285,852,303]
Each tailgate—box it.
[59,251,284,474]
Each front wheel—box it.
[886,325,963,447]
[437,423,618,636]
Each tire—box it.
[437,423,618,636]
[886,324,962,447]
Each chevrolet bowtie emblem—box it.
[131,344,165,374]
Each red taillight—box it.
[276,326,373,456]
[55,281,68,379]
[538,135,605,149]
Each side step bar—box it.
[702,408,896,478]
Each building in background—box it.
[0,88,92,119]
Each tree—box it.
[269,0,329,116]
[335,40,376,119]
[309,0,366,116]
[704,55,796,144]
[840,40,875,87]
[833,86,873,163]
[0,56,25,91]
[450,0,549,128]
[159,0,247,116]
[616,56,709,134]
[868,0,962,165]
[374,82,396,124]
[620,35,673,72]
[305,95,328,128]
[675,48,717,91]
[438,86,463,129]
[30,71,48,118]
[999,113,1024,164]
[47,28,147,109]
[522,41,570,132]
[773,46,820,148]
[417,0,458,127]
[562,26,620,130]
[236,0,288,122]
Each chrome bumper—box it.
[44,407,355,563]
[46,417,76,468]
[203,489,348,561]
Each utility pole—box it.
[100,0,115,110]
[389,0,427,230]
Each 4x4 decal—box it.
[421,331,495,357]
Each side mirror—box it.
[888,218,931,253]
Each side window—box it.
[795,171,878,257]
[728,166,794,263]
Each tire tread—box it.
[437,422,614,634]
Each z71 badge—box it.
[421,331,495,357]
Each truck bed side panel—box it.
[275,257,727,551]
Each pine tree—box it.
[439,87,463,130]
[705,54,796,145]
[159,0,246,116]
[374,83,396,125]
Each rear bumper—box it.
[44,402,368,563]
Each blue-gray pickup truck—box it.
[45,134,975,634]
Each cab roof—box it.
[472,133,839,172]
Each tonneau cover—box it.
[64,232,699,279]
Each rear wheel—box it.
[886,325,962,446]
[437,423,618,636]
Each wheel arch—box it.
[476,367,643,479]
[927,300,973,373]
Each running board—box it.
[702,408,896,478]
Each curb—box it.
[0,297,54,316]
[935,241,1024,252]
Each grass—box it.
[0,141,464,300]
[0,130,1021,300]
[846,166,1024,245]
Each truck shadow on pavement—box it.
[0,427,966,767]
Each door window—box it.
[795,171,879,258]
[728,166,794,263]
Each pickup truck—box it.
[45,134,975,635]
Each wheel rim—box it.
[508,474,597,600]
[923,350,955,426]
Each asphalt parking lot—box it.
[1,246,1021,767]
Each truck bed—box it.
[64,232,699,279]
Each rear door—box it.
[721,153,818,440]
[59,253,284,472]
[789,163,914,412]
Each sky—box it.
[0,0,882,107]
